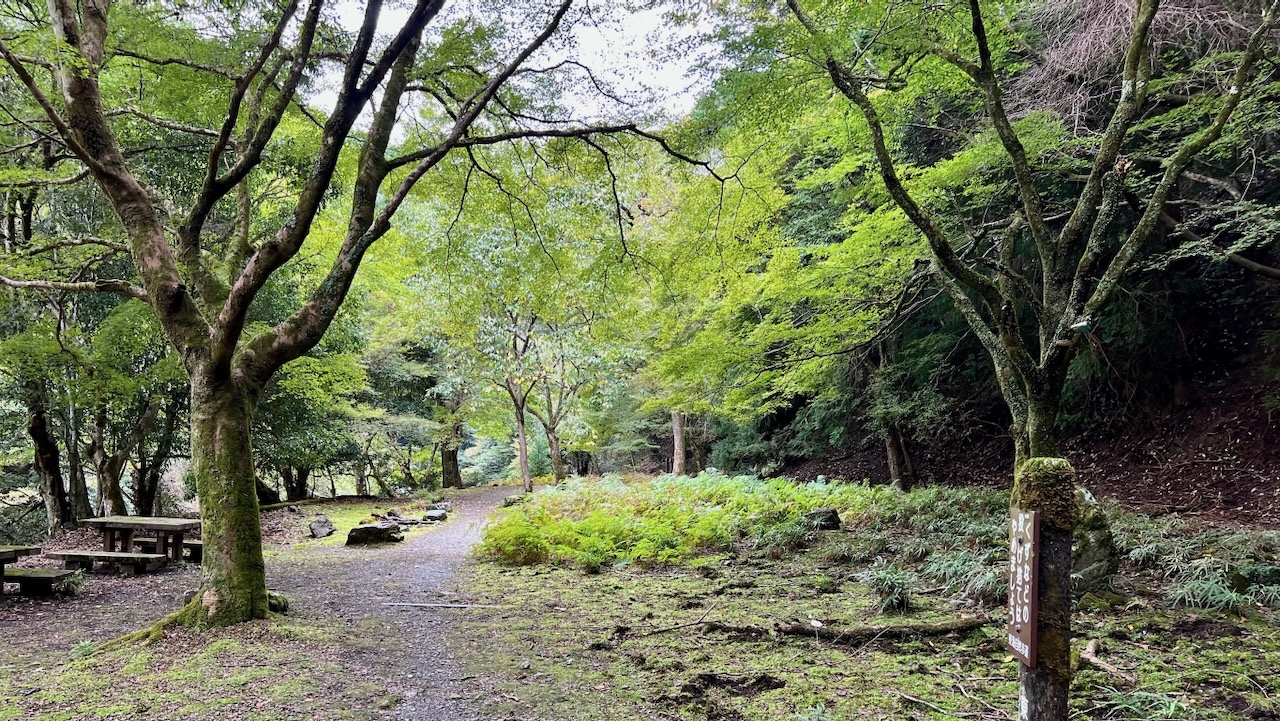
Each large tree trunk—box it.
[546,429,566,481]
[671,411,686,476]
[27,387,73,534]
[1012,392,1075,721]
[884,421,915,491]
[183,378,269,626]
[514,406,533,493]
[441,445,463,489]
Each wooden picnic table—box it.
[0,545,41,589]
[81,516,201,562]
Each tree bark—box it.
[884,421,915,491]
[62,402,92,519]
[546,429,566,481]
[27,386,73,534]
[514,406,533,493]
[184,376,269,625]
[441,445,463,489]
[90,409,128,515]
[354,460,370,496]
[1012,455,1077,721]
[671,411,686,476]
[134,393,182,516]
[281,466,310,502]
[569,450,592,477]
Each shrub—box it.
[858,559,913,613]
[480,516,551,565]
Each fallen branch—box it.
[675,616,987,646]
[893,690,980,718]
[1080,639,1137,684]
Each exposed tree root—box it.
[93,610,184,654]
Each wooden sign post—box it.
[1007,507,1040,667]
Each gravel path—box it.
[0,486,511,720]
[271,486,511,720]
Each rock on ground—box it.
[310,514,337,539]
[346,521,404,545]
[804,507,842,531]
[424,510,448,522]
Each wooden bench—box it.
[134,537,203,563]
[2,567,76,596]
[45,550,167,574]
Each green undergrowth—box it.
[0,617,400,721]
[457,474,1280,720]
[480,474,1280,614]
[454,551,1280,721]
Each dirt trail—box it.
[0,486,511,721]
[270,486,511,721]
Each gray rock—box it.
[1073,488,1120,594]
[501,494,528,508]
[346,521,404,545]
[804,507,842,531]
[428,501,453,512]
[385,508,403,518]
[309,514,336,539]
[423,509,448,522]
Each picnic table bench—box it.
[45,549,167,574]
[0,545,40,594]
[3,567,76,596]
[82,516,201,562]
[134,537,204,563]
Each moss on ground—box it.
[0,616,398,721]
[453,535,1280,721]
[286,499,442,550]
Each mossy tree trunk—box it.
[27,384,73,534]
[1013,455,1077,721]
[185,374,269,626]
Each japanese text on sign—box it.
[1007,507,1039,667]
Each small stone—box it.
[428,501,453,512]
[804,507,842,531]
[423,509,448,522]
[309,515,336,539]
[286,505,300,514]
[346,521,404,545]
[386,508,402,518]
[501,494,528,508]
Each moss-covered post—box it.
[1013,458,1078,721]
